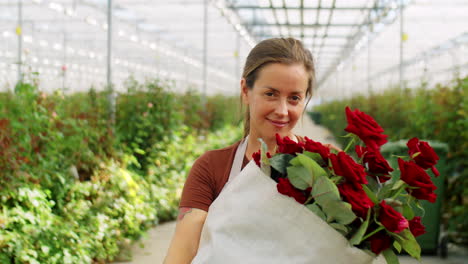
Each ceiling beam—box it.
[258,34,351,39]
[245,22,367,27]
[230,6,382,11]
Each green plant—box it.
[313,75,468,245]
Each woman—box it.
[163,37,339,263]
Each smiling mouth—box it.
[267,118,289,128]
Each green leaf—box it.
[287,166,311,190]
[378,180,394,200]
[402,203,415,220]
[258,138,270,166]
[292,153,328,182]
[269,154,294,174]
[350,210,371,245]
[330,222,349,236]
[362,184,379,204]
[366,176,380,193]
[321,200,356,225]
[306,203,326,222]
[393,240,402,253]
[302,151,325,164]
[312,176,340,205]
[382,248,400,264]
[258,138,271,175]
[134,148,146,155]
[330,175,342,183]
[414,200,426,217]
[394,229,421,260]
[391,180,406,190]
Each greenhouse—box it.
[0,0,466,263]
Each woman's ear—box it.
[240,78,249,105]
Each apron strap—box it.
[228,135,249,182]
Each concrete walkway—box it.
[113,118,467,264]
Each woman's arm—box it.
[163,207,208,264]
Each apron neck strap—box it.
[228,135,249,182]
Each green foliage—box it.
[313,75,468,244]
[0,78,243,263]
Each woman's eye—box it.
[291,95,301,101]
[265,92,274,97]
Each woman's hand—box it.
[323,143,343,153]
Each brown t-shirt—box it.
[179,136,304,212]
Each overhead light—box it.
[2,31,11,38]
[130,35,138,42]
[24,35,33,43]
[65,8,75,17]
[85,16,98,26]
[39,40,48,47]
[48,2,64,13]
[53,43,62,50]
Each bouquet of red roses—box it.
[252,106,439,264]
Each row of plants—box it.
[311,76,468,245]
[0,78,242,263]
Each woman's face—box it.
[241,63,309,142]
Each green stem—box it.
[304,195,314,205]
[343,136,356,153]
[390,185,406,200]
[361,226,385,242]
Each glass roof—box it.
[0,0,466,100]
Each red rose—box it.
[409,216,426,237]
[252,150,272,167]
[369,231,393,254]
[407,137,440,177]
[303,136,330,164]
[344,106,388,149]
[275,134,304,154]
[337,182,374,218]
[378,201,409,233]
[330,152,367,184]
[398,158,437,203]
[355,146,393,182]
[252,150,261,166]
[277,178,311,204]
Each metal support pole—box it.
[367,10,372,95]
[399,0,404,91]
[62,32,67,92]
[17,0,23,84]
[156,36,160,78]
[107,0,115,125]
[185,48,189,92]
[202,0,208,106]
[235,33,241,92]
[398,0,405,139]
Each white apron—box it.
[192,136,385,264]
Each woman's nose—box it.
[274,98,288,117]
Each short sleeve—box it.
[179,152,216,212]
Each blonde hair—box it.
[241,38,316,137]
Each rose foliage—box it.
[253,106,440,264]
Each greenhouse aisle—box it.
[113,118,467,264]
